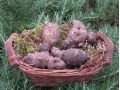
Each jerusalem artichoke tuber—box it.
[24,51,65,69]
[51,47,90,67]
[48,57,65,69]
[24,51,50,68]
[60,20,88,49]
[39,22,61,51]
[86,31,97,45]
[60,20,97,50]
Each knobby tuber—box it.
[86,31,97,45]
[60,20,87,49]
[48,57,65,69]
[60,20,97,50]
[39,22,61,51]
[51,47,90,67]
[24,51,65,69]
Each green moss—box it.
[13,22,43,55]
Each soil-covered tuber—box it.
[60,20,97,50]
[60,20,87,49]
[86,31,97,45]
[39,22,61,51]
[51,47,90,67]
[24,52,50,68]
[48,57,65,69]
[24,51,65,69]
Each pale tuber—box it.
[60,20,97,50]
[39,22,61,51]
[60,20,87,49]
[48,57,65,69]
[86,31,97,45]
[51,47,90,67]
[24,51,65,69]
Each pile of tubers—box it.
[23,20,97,69]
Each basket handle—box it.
[96,32,114,65]
[4,33,21,68]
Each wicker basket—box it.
[4,31,114,87]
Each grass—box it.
[0,0,119,90]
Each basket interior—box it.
[12,22,106,69]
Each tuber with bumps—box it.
[60,20,87,49]
[24,51,65,69]
[51,47,90,67]
[48,57,65,69]
[39,22,61,51]
[86,31,97,45]
[60,20,97,50]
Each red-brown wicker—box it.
[4,31,114,87]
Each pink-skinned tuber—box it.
[60,20,97,50]
[24,51,65,69]
[39,22,61,51]
[51,47,90,67]
[86,31,97,45]
[48,57,65,69]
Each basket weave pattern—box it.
[4,32,114,86]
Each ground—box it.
[0,0,119,90]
